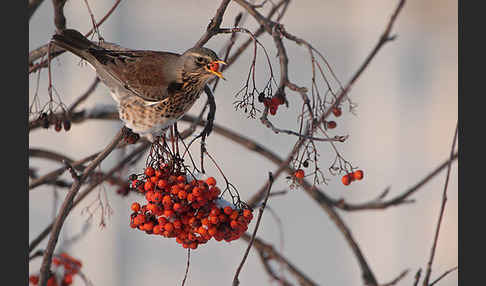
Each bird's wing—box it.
[90,50,182,102]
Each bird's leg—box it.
[169,125,176,155]
[121,126,140,144]
[173,123,180,156]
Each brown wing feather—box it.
[97,51,181,102]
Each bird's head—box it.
[181,47,226,81]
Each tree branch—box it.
[233,172,274,286]
[29,0,46,21]
[422,123,458,286]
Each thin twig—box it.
[194,0,232,48]
[52,0,68,32]
[181,249,191,286]
[413,268,422,286]
[233,172,274,286]
[29,0,46,20]
[379,270,409,286]
[429,266,458,286]
[240,234,318,286]
[422,122,458,286]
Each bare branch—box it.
[240,234,318,286]
[233,172,274,286]
[422,122,458,286]
[52,0,68,32]
[379,270,409,286]
[194,0,232,48]
[429,266,458,286]
[29,0,46,20]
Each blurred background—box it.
[29,0,458,285]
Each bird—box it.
[51,29,226,142]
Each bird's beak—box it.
[208,60,226,80]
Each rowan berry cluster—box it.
[29,253,82,286]
[259,94,285,115]
[341,170,364,186]
[325,107,342,130]
[38,112,71,132]
[129,165,254,249]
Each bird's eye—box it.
[196,56,205,64]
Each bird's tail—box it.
[51,29,100,61]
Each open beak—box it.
[207,60,227,80]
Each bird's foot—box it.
[122,127,140,144]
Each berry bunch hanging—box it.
[341,170,364,186]
[29,253,82,286]
[128,162,254,250]
[259,93,285,116]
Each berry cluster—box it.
[341,170,364,186]
[38,112,71,132]
[260,95,285,115]
[325,107,342,130]
[129,166,254,249]
[29,253,82,286]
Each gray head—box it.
[180,47,226,80]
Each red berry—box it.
[144,181,154,192]
[164,222,174,232]
[210,207,220,216]
[294,169,305,179]
[223,206,233,215]
[55,120,62,132]
[230,220,239,229]
[206,177,216,186]
[353,170,364,180]
[29,275,39,285]
[271,96,281,106]
[131,202,140,212]
[332,107,342,117]
[243,209,253,219]
[342,174,352,186]
[327,121,337,129]
[157,179,168,189]
[145,166,155,177]
[269,105,277,115]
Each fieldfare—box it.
[52,29,225,142]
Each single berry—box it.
[223,206,233,215]
[342,174,352,186]
[55,120,62,132]
[63,120,71,131]
[206,177,216,186]
[131,202,141,212]
[332,107,342,117]
[326,121,337,129]
[294,169,305,179]
[145,167,155,177]
[353,170,364,180]
[258,92,266,102]
[269,105,277,115]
